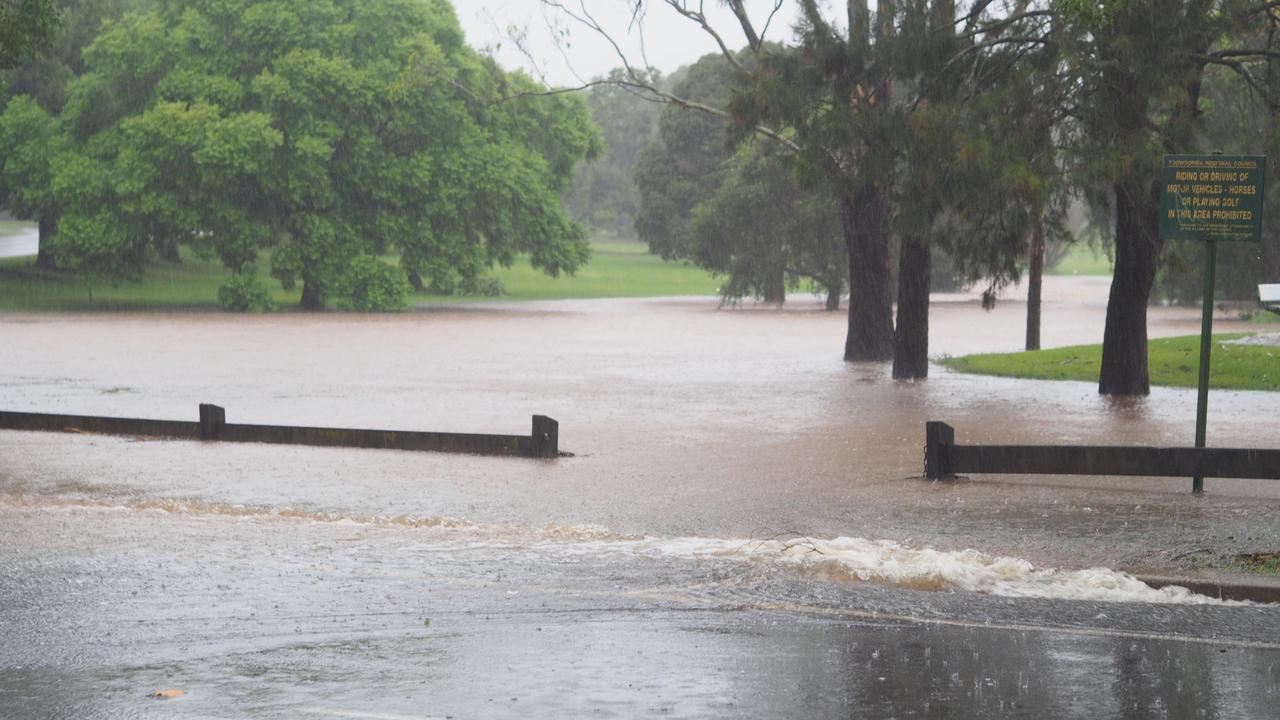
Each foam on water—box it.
[0,492,1249,605]
[570,535,1245,605]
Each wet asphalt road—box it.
[3,288,1280,717]
[2,505,1278,719]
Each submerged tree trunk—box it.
[1025,210,1044,351]
[824,284,840,311]
[1099,180,1161,395]
[762,270,786,304]
[840,187,895,361]
[299,277,323,310]
[36,216,56,270]
[892,234,930,379]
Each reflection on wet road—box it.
[2,290,1279,716]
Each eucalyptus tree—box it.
[1059,0,1280,394]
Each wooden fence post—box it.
[531,415,558,458]
[925,421,954,480]
[199,403,225,440]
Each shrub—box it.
[217,273,274,312]
[336,256,410,311]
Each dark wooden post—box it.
[199,403,225,440]
[925,421,954,480]
[531,415,558,458]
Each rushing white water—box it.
[0,493,1250,605]
[556,534,1247,605]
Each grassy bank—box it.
[940,334,1280,391]
[0,240,719,311]
[418,241,720,302]
[1047,244,1113,276]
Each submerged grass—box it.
[1234,553,1280,575]
[939,334,1280,391]
[0,240,719,311]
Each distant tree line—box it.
[0,0,599,311]
[547,0,1280,395]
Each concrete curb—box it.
[1136,574,1280,604]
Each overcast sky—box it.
[455,1,805,86]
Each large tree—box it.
[543,1,1046,376]
[1061,0,1279,394]
[0,0,600,310]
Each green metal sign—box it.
[1159,154,1265,243]
[1158,153,1267,494]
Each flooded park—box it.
[3,279,1280,717]
[5,0,1280,715]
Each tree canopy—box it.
[0,0,601,310]
[0,0,63,70]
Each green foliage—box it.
[334,256,410,311]
[565,69,662,237]
[217,272,274,312]
[940,334,1280,391]
[0,0,63,70]
[0,241,720,310]
[0,0,599,311]
[635,52,845,305]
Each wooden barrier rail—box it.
[0,404,559,458]
[925,421,1280,491]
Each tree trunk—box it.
[825,285,840,311]
[892,234,930,379]
[161,237,182,263]
[36,216,56,270]
[299,277,323,310]
[408,270,425,292]
[1025,211,1044,351]
[762,270,786,304]
[1099,180,1161,395]
[840,187,895,361]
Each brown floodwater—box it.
[2,279,1279,717]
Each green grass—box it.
[1234,553,1280,575]
[0,240,720,311]
[0,252,302,311]
[1048,244,1113,276]
[940,334,1280,391]
[414,241,720,302]
[1248,310,1280,324]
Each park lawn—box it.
[420,241,720,301]
[939,334,1280,391]
[0,251,302,311]
[0,240,719,311]
[1047,244,1113,276]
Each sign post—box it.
[1158,154,1266,494]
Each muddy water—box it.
[3,283,1280,716]
[0,285,1274,564]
